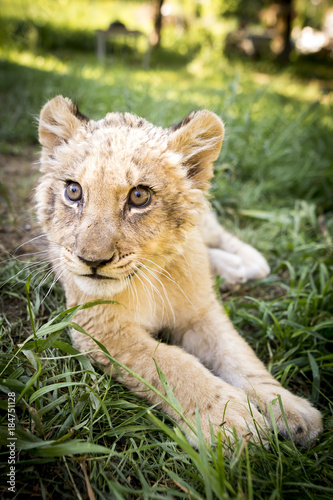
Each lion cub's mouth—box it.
[84,274,119,281]
[82,268,139,281]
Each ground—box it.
[0,147,42,257]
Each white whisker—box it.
[37,261,63,292]
[137,257,194,309]
[12,234,48,256]
[126,274,141,324]
[131,264,156,322]
[13,249,50,260]
[0,249,50,266]
[2,259,52,289]
[39,267,65,306]
[138,263,176,329]
[135,265,165,320]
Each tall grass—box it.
[0,1,332,498]
[1,256,332,498]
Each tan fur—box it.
[36,96,322,448]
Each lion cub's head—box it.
[36,96,224,297]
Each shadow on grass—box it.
[1,16,195,70]
[0,53,332,211]
[0,56,202,147]
[224,50,333,84]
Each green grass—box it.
[1,260,332,498]
[1,1,333,498]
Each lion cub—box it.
[36,96,322,447]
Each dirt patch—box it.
[221,281,286,302]
[0,147,46,258]
[0,293,30,335]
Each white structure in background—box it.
[293,8,333,54]
[293,26,328,53]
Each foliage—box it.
[217,0,268,24]
[214,0,331,30]
[295,0,332,30]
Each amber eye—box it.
[65,182,82,202]
[128,186,152,208]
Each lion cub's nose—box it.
[78,254,114,269]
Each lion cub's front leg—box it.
[115,329,268,446]
[71,323,266,447]
[181,303,322,445]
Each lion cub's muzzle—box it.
[69,248,139,283]
[77,254,115,270]
[76,253,123,281]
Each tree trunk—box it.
[276,0,293,63]
[151,0,165,47]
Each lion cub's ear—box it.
[39,95,89,150]
[168,110,224,190]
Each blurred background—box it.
[0,0,332,252]
[0,0,332,144]
[1,0,333,66]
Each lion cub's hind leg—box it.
[200,211,270,288]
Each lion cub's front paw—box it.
[193,385,269,449]
[249,385,322,445]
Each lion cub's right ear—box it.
[39,95,89,150]
[168,110,224,191]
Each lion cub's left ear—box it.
[168,110,224,190]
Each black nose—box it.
[77,255,114,269]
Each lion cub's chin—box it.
[73,275,127,298]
